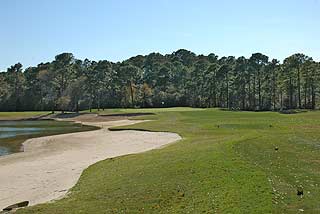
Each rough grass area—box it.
[17,109,320,213]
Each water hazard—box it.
[0,120,97,156]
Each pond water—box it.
[0,120,97,156]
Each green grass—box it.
[0,111,50,120]
[85,107,204,115]
[17,108,320,213]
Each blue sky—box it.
[0,0,319,71]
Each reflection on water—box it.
[0,127,45,139]
[0,120,96,157]
[0,146,9,156]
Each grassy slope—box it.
[17,109,320,213]
[0,111,50,120]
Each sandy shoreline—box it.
[0,119,181,210]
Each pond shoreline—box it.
[0,119,98,156]
[0,119,181,210]
[0,112,152,157]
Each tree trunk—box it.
[242,81,246,110]
[304,82,307,109]
[298,68,301,108]
[76,101,79,113]
[214,93,217,107]
[289,77,293,109]
[258,76,261,110]
[248,77,252,110]
[311,81,316,109]
[272,71,276,110]
[280,90,283,110]
[253,75,256,110]
[226,73,229,109]
[130,81,134,107]
[89,94,93,112]
[97,93,100,112]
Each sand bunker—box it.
[0,120,181,209]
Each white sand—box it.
[0,120,181,209]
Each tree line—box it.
[0,49,319,112]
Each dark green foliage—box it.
[0,50,319,111]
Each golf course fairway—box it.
[17,108,320,213]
